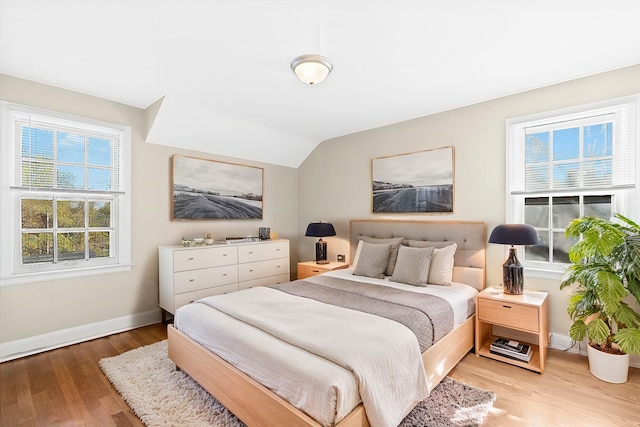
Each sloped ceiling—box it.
[1,0,639,167]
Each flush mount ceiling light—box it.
[290,54,333,85]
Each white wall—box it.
[0,75,299,357]
[297,64,640,340]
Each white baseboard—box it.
[548,332,640,369]
[0,309,162,362]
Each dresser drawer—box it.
[478,298,540,333]
[174,265,238,294]
[173,247,237,272]
[238,257,288,282]
[239,273,291,290]
[174,284,238,311]
[238,241,289,263]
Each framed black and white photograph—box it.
[372,146,454,213]
[172,155,263,220]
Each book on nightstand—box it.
[490,337,532,362]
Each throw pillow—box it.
[352,241,392,279]
[428,243,457,285]
[405,241,458,285]
[390,245,435,286]
[358,236,404,276]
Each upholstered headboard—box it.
[349,219,486,290]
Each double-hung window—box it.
[506,95,638,277]
[0,102,132,285]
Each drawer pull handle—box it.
[276,248,280,251]
[189,300,194,304]
[312,269,319,273]
[188,257,194,261]
[223,254,227,256]
[189,279,195,282]
[223,273,227,276]
[249,269,254,272]
[503,305,512,309]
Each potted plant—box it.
[560,214,640,383]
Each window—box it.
[0,102,131,285]
[506,95,638,276]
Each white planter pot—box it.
[587,344,630,383]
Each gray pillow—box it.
[406,241,458,285]
[390,245,435,286]
[352,241,392,279]
[358,236,404,276]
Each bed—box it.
[168,219,486,427]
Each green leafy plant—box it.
[560,214,640,355]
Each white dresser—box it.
[158,239,290,315]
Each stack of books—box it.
[490,337,532,362]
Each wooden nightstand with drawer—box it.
[475,287,549,373]
[297,261,349,279]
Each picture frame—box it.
[371,146,454,213]
[171,155,263,220]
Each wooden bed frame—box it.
[168,219,486,427]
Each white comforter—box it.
[174,271,478,427]
[199,286,428,427]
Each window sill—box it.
[524,266,566,281]
[0,263,134,287]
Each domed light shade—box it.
[291,54,333,85]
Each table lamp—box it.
[488,224,539,295]
[305,222,336,265]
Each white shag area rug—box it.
[100,340,495,427]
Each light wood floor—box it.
[1,323,639,426]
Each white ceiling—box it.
[2,1,639,167]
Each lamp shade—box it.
[291,54,333,85]
[488,224,538,246]
[305,222,336,238]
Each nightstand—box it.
[297,261,349,279]
[475,287,549,373]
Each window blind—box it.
[12,111,122,192]
[509,101,637,195]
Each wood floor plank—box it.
[1,358,36,424]
[1,322,638,426]
[448,349,640,426]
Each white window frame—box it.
[0,101,132,286]
[506,95,639,280]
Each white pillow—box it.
[428,243,457,285]
[352,240,364,267]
